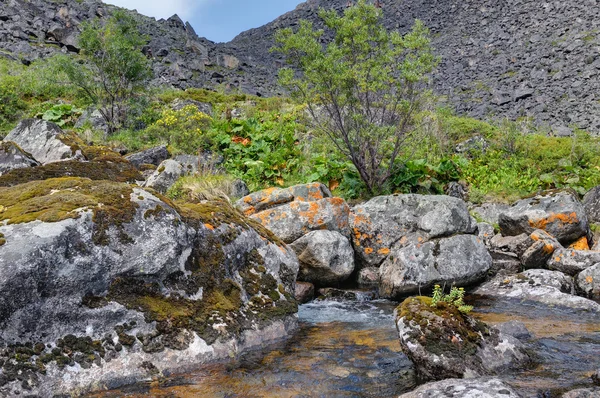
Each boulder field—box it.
[3,120,600,395]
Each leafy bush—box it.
[213,110,303,191]
[144,105,213,154]
[431,285,473,314]
[37,103,82,127]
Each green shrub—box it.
[36,103,82,127]
[431,285,473,314]
[143,105,213,154]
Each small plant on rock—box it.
[430,285,473,314]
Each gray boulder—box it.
[547,248,600,275]
[471,202,511,225]
[295,281,315,304]
[350,194,476,268]
[0,141,40,175]
[124,145,169,168]
[396,297,530,382]
[473,270,600,312]
[0,177,299,397]
[575,263,600,299]
[498,190,589,245]
[521,230,562,269]
[248,197,350,244]
[357,267,380,288]
[379,234,491,299]
[236,182,332,216]
[290,230,354,286]
[583,185,600,224]
[75,108,109,133]
[495,320,531,341]
[171,98,213,116]
[3,119,82,164]
[398,378,522,398]
[143,159,188,193]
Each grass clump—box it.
[167,173,241,202]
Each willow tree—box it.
[274,0,436,195]
[59,10,152,134]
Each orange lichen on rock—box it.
[568,236,590,251]
[529,212,579,230]
[204,223,215,231]
[377,248,390,255]
[364,248,374,254]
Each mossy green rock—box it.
[395,297,530,382]
[0,178,299,397]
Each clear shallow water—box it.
[91,296,600,398]
[91,299,416,398]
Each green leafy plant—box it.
[430,285,473,314]
[58,10,152,134]
[274,0,437,195]
[37,104,82,127]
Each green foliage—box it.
[144,105,213,154]
[58,10,152,134]
[390,158,460,194]
[37,104,82,127]
[274,0,437,195]
[213,110,304,191]
[430,285,473,314]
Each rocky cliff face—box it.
[2,0,600,132]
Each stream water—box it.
[92,294,600,398]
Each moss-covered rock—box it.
[0,178,299,397]
[395,296,530,382]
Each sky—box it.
[104,0,305,43]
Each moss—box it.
[0,177,139,246]
[0,158,142,187]
[398,297,490,357]
[144,205,165,219]
[0,232,5,246]
[177,200,285,246]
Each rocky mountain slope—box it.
[2,0,600,133]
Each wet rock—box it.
[396,297,530,381]
[495,320,531,341]
[547,248,600,276]
[317,288,377,301]
[350,194,476,268]
[357,267,380,288]
[575,263,600,299]
[398,378,521,398]
[498,190,589,245]
[294,282,315,304]
[236,183,331,216]
[249,197,350,244]
[0,178,299,397]
[124,145,169,169]
[473,271,600,312]
[3,119,83,164]
[379,234,491,299]
[290,230,354,286]
[0,141,40,175]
